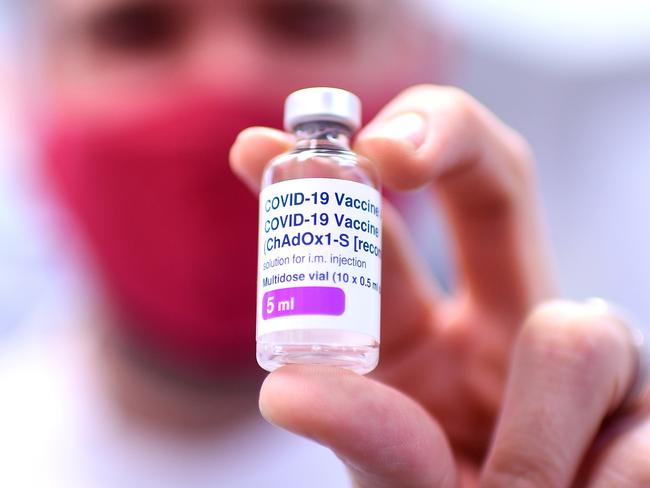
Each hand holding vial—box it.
[230,85,649,486]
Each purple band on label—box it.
[262,286,345,320]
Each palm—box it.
[374,298,519,463]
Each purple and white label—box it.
[262,286,345,319]
[256,178,381,340]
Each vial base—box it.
[257,329,379,375]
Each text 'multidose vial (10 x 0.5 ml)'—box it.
[256,87,382,374]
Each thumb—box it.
[259,365,457,488]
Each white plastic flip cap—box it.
[284,87,362,132]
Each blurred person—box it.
[1,0,649,486]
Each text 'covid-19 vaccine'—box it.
[256,87,382,374]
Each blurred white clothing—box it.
[0,322,349,488]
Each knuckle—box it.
[522,300,630,381]
[438,86,478,126]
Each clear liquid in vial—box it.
[256,120,380,374]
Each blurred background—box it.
[2,0,649,335]
[0,0,649,486]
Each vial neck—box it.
[293,121,352,150]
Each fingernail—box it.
[361,112,426,149]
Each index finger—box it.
[354,85,555,321]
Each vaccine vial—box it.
[256,87,382,374]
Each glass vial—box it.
[256,87,382,374]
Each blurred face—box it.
[36,0,440,377]
[42,0,436,111]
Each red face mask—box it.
[40,93,284,376]
[39,90,390,377]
